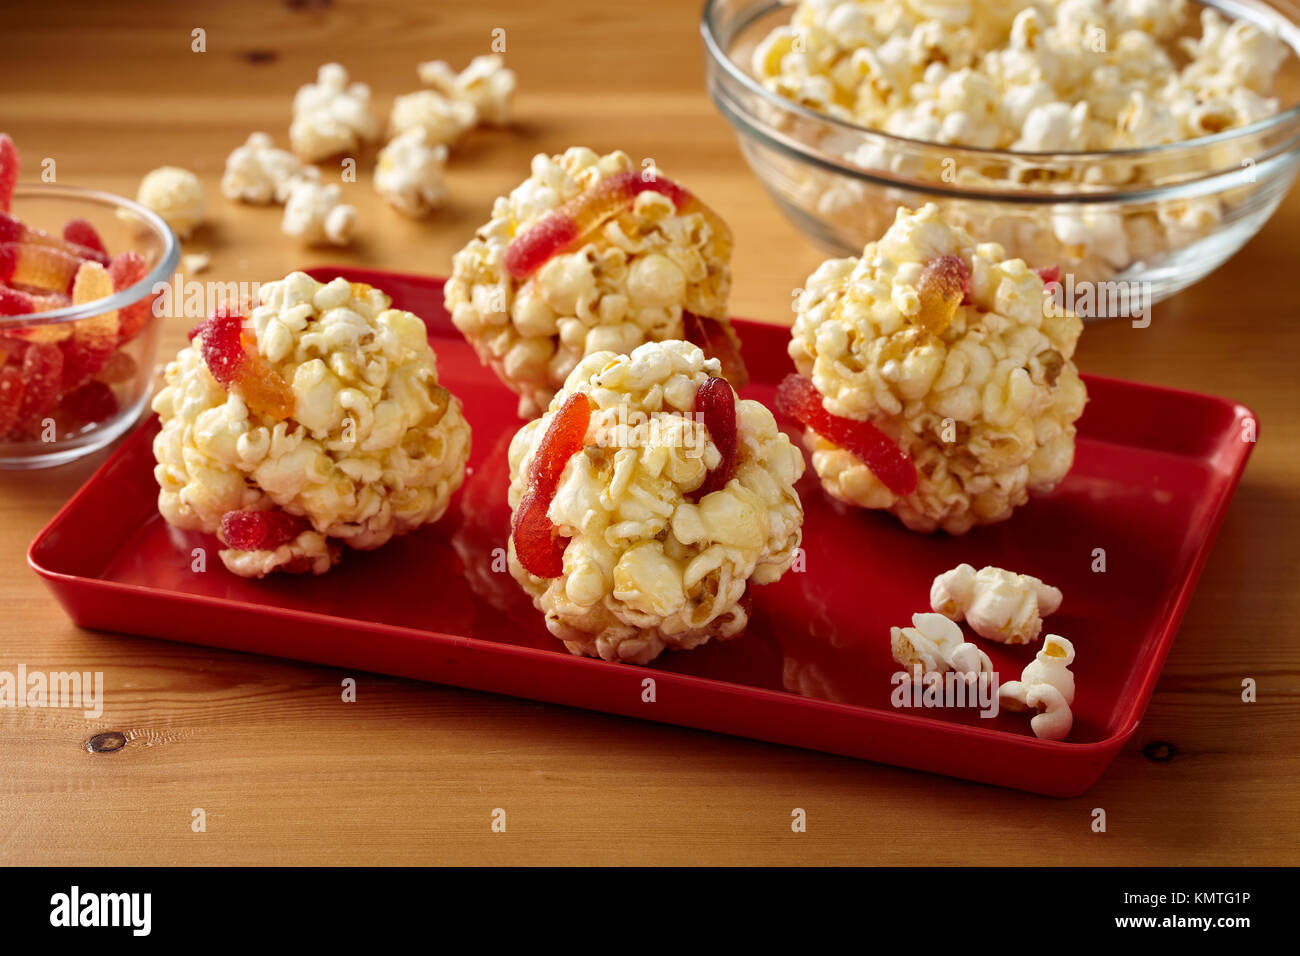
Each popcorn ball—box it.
[374,128,448,218]
[890,611,993,685]
[152,271,471,578]
[506,340,805,664]
[282,178,357,247]
[221,132,310,205]
[417,54,516,126]
[931,563,1062,644]
[290,63,380,162]
[999,635,1077,740]
[136,166,205,239]
[783,204,1087,534]
[445,147,743,419]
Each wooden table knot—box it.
[1142,740,1178,763]
[85,731,128,754]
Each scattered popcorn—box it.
[375,128,448,218]
[418,53,516,125]
[136,166,205,239]
[931,563,1062,644]
[890,611,993,685]
[221,132,311,204]
[787,204,1087,534]
[182,252,211,274]
[281,178,357,246]
[289,63,380,162]
[445,147,737,418]
[152,272,472,577]
[506,340,805,664]
[999,635,1077,740]
[388,90,477,148]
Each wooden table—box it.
[2,0,1296,866]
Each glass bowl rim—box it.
[1,182,181,330]
[701,0,1300,163]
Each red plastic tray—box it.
[29,266,1256,796]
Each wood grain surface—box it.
[1,0,1297,866]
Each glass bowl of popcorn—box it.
[1,183,179,469]
[703,0,1300,311]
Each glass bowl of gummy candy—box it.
[0,140,180,469]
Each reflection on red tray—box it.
[28,266,1256,795]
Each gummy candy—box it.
[0,212,108,265]
[0,241,84,293]
[511,390,591,577]
[914,255,970,336]
[107,251,152,344]
[195,308,295,419]
[93,349,136,385]
[1035,265,1061,286]
[775,373,917,497]
[0,134,16,214]
[62,261,120,389]
[13,341,63,434]
[687,376,737,502]
[62,218,107,259]
[0,285,71,317]
[682,310,748,390]
[58,380,118,429]
[0,366,23,435]
[0,287,38,316]
[218,508,312,551]
[504,170,730,280]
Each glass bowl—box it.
[702,0,1300,310]
[1,184,179,469]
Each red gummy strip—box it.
[0,286,32,316]
[107,251,151,344]
[0,135,17,214]
[0,241,84,293]
[503,216,579,280]
[775,373,917,497]
[59,380,118,428]
[916,254,971,330]
[504,170,695,280]
[511,491,567,579]
[1035,265,1061,286]
[196,308,294,419]
[61,329,117,390]
[0,366,24,435]
[14,341,63,433]
[62,218,107,258]
[511,391,592,577]
[196,309,246,387]
[0,285,69,315]
[94,349,137,385]
[682,310,749,390]
[923,254,970,296]
[219,509,312,552]
[688,377,737,502]
[0,212,108,266]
